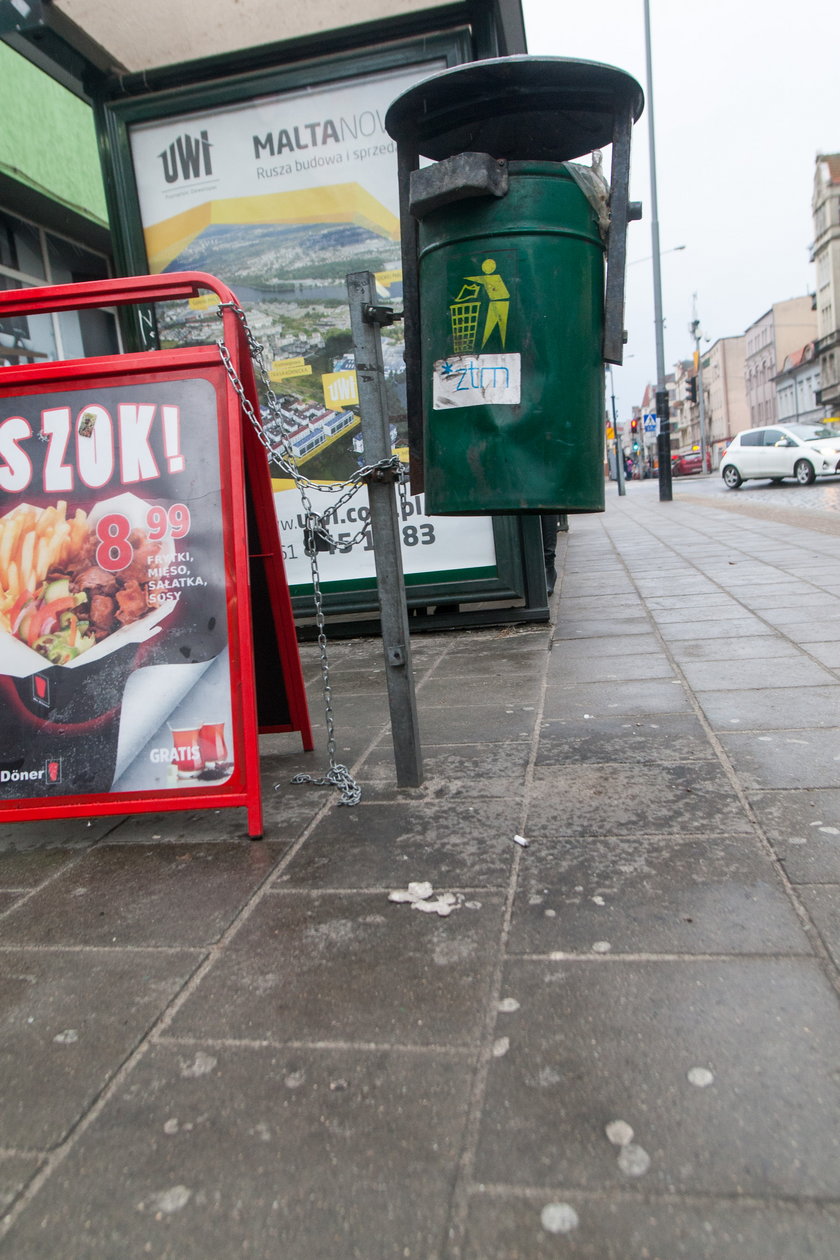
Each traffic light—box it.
[686,377,698,404]
[630,418,640,433]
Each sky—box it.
[521,0,839,423]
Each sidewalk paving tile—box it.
[360,741,532,797]
[418,672,545,707]
[668,635,804,662]
[699,688,840,730]
[526,763,752,836]
[542,679,692,719]
[545,652,675,684]
[0,1043,473,1260]
[462,1195,840,1260]
[0,1154,42,1216]
[0,816,123,853]
[655,617,775,641]
[508,831,809,955]
[550,634,670,660]
[0,948,199,1149]
[682,657,837,691]
[719,729,840,789]
[535,714,714,765]
[747,788,840,881]
[475,958,840,1198]
[796,885,840,968]
[0,847,80,888]
[0,842,282,948]
[277,798,519,890]
[552,617,653,640]
[166,890,505,1047]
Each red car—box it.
[671,451,711,476]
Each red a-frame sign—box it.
[0,272,312,838]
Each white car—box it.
[721,423,840,489]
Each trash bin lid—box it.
[385,55,644,163]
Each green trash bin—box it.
[418,160,605,515]
[384,56,644,517]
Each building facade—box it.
[703,335,748,460]
[0,40,115,370]
[744,296,817,429]
[812,154,840,418]
[775,341,824,426]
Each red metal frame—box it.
[0,272,312,838]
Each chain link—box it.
[216,300,397,807]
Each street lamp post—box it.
[643,0,672,502]
[608,365,626,496]
[691,310,709,473]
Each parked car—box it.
[672,450,710,476]
[720,423,840,489]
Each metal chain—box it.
[215,300,399,807]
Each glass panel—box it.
[740,431,763,446]
[46,234,109,286]
[57,308,119,359]
[0,275,57,364]
[0,209,45,280]
[762,429,784,445]
[46,232,118,360]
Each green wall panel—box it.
[0,43,107,228]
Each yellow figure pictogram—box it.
[466,259,509,348]
[448,259,510,352]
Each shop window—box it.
[0,208,119,366]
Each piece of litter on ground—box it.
[591,895,606,906]
[180,1051,217,1079]
[53,1029,79,1045]
[412,897,455,916]
[819,826,840,836]
[392,887,463,917]
[591,940,612,953]
[617,1143,651,1176]
[605,1120,634,1148]
[540,1203,579,1234]
[492,1036,510,1057]
[687,1067,715,1088]
[147,1185,192,1215]
[513,834,530,847]
[498,997,520,1013]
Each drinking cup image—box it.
[168,725,203,776]
[198,721,228,767]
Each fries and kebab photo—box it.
[0,500,159,665]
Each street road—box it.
[615,471,840,534]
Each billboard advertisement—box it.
[126,62,499,595]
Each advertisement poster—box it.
[0,374,238,801]
[127,63,498,593]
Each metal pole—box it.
[608,366,626,495]
[346,270,424,788]
[692,313,709,473]
[644,0,672,502]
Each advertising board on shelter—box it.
[126,62,499,599]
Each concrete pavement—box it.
[1,479,840,1258]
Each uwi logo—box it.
[159,131,213,184]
